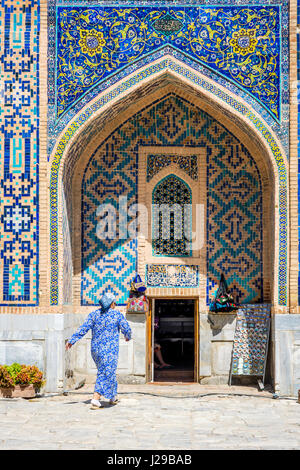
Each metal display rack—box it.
[229,304,271,390]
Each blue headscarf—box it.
[99,292,116,312]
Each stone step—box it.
[154,369,194,382]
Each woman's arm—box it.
[118,313,132,341]
[66,312,94,349]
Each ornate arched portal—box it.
[49,59,288,311]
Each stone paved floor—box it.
[0,384,299,450]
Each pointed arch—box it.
[48,57,288,309]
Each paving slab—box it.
[0,384,299,450]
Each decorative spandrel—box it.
[56,6,281,120]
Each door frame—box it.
[146,296,199,383]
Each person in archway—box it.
[154,316,173,369]
[65,293,131,409]
[154,342,173,369]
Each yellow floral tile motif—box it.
[230,29,258,56]
[79,29,106,57]
[56,6,282,119]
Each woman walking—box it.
[65,293,132,409]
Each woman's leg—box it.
[92,349,118,404]
[154,345,163,368]
[91,372,102,407]
[94,366,104,397]
[90,373,103,408]
[155,345,171,367]
[91,352,103,405]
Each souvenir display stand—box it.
[229,304,271,390]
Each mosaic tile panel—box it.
[81,94,263,305]
[0,0,40,306]
[230,304,270,377]
[207,141,263,304]
[48,0,289,166]
[49,58,288,305]
[147,154,198,182]
[81,150,137,305]
[152,174,192,257]
[48,48,289,159]
[55,5,281,121]
[298,7,300,305]
[146,264,199,288]
[62,180,73,305]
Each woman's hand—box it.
[65,341,72,350]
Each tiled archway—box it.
[49,62,288,309]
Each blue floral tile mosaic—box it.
[146,264,199,288]
[47,1,289,158]
[55,5,281,120]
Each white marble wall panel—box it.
[0,340,44,371]
[1,312,299,395]
[273,314,300,397]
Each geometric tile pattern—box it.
[0,1,288,307]
[0,0,39,306]
[81,146,137,305]
[49,59,288,305]
[81,94,263,305]
[55,5,281,120]
[146,264,199,288]
[62,182,73,305]
[298,5,300,305]
[207,139,263,304]
[152,174,192,257]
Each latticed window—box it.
[152,174,192,257]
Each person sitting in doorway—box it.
[154,316,173,369]
[154,342,173,369]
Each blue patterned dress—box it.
[68,308,132,399]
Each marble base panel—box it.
[0,313,299,396]
[273,315,300,397]
[0,313,146,392]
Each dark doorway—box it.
[153,299,195,382]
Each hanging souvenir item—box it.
[131,274,147,293]
[127,295,149,313]
[209,273,239,313]
[126,274,149,313]
[229,304,271,387]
